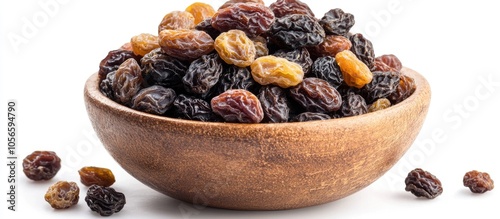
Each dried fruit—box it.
[211,3,275,38]
[310,56,343,89]
[308,35,352,58]
[195,18,221,39]
[100,71,116,99]
[214,30,256,67]
[85,185,126,216]
[339,92,368,117]
[252,36,269,58]
[258,85,290,123]
[319,8,355,36]
[218,65,259,94]
[388,74,416,104]
[349,33,375,69]
[98,49,141,81]
[185,2,216,24]
[158,11,195,33]
[250,55,304,88]
[376,54,402,72]
[113,58,143,106]
[362,71,400,103]
[269,14,325,49]
[130,33,160,56]
[368,98,391,112]
[131,86,177,115]
[335,50,373,89]
[23,151,61,181]
[183,53,224,96]
[269,0,315,18]
[405,168,443,199]
[159,29,214,61]
[218,0,265,10]
[290,112,331,122]
[371,59,397,72]
[79,166,116,187]
[174,94,215,121]
[273,48,313,75]
[44,181,79,209]
[463,170,494,193]
[211,89,264,123]
[289,77,342,113]
[141,48,189,89]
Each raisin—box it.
[335,50,373,89]
[195,18,221,39]
[388,74,416,104]
[376,54,402,71]
[23,151,61,181]
[141,48,189,89]
[218,0,265,10]
[113,58,143,106]
[218,65,259,94]
[290,112,331,122]
[211,3,275,38]
[185,2,216,24]
[158,11,195,33]
[119,42,133,51]
[130,33,160,56]
[100,71,116,100]
[269,14,325,49]
[339,92,368,117]
[183,53,224,95]
[310,56,343,89]
[44,181,79,209]
[405,168,443,199]
[252,36,269,58]
[362,71,400,103]
[319,8,355,36]
[289,77,342,113]
[98,49,141,81]
[463,170,494,193]
[371,59,397,72]
[258,85,290,123]
[214,30,256,67]
[211,89,264,123]
[273,48,313,75]
[131,86,176,115]
[79,166,116,187]
[174,94,215,121]
[159,29,214,61]
[349,33,375,69]
[85,185,126,216]
[308,35,352,58]
[250,55,304,88]
[269,0,315,18]
[368,98,391,112]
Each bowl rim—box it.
[84,67,430,129]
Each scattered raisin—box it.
[214,30,256,67]
[98,49,141,81]
[79,166,116,187]
[211,3,275,38]
[273,48,313,75]
[308,35,352,58]
[250,55,304,88]
[405,168,443,199]
[141,48,189,89]
[362,71,400,103]
[132,86,177,115]
[23,151,61,181]
[159,29,214,61]
[368,98,391,112]
[183,53,224,95]
[211,89,264,123]
[195,18,221,39]
[310,56,343,89]
[269,14,325,49]
[130,33,160,56]
[158,11,195,33]
[174,94,215,121]
[388,74,416,104]
[85,185,126,216]
[463,170,494,193]
[218,0,265,10]
[376,54,402,72]
[218,65,259,94]
[335,50,373,89]
[339,92,367,117]
[349,33,375,69]
[290,112,331,122]
[289,77,342,113]
[319,8,355,36]
[113,58,143,106]
[258,85,290,123]
[44,181,80,209]
[269,0,315,18]
[185,2,216,24]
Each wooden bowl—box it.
[84,67,430,210]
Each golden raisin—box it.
[44,181,80,209]
[250,55,304,88]
[159,29,214,61]
[79,166,116,187]
[130,33,160,56]
[158,11,195,33]
[368,98,391,112]
[335,50,373,88]
[185,2,216,25]
[214,29,256,67]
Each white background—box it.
[1,0,499,218]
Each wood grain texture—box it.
[84,67,430,210]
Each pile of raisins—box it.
[97,0,416,123]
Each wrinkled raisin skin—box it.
[339,92,367,117]
[388,74,416,104]
[269,0,315,18]
[349,33,375,69]
[79,166,116,187]
[45,181,80,209]
[273,48,313,75]
[100,71,116,100]
[211,3,275,38]
[174,94,215,122]
[141,48,189,89]
[335,50,373,89]
[258,85,290,123]
[195,18,221,40]
[251,55,304,88]
[289,77,342,113]
[214,30,256,67]
[159,29,214,61]
[308,35,352,58]
[158,11,195,33]
[130,33,160,56]
[368,98,391,112]
[218,65,259,95]
[98,49,141,81]
[376,54,402,71]
[362,71,400,103]
[183,53,224,96]
[405,168,443,199]
[112,58,143,106]
[85,185,126,216]
[211,89,264,123]
[320,8,355,36]
[290,112,330,122]
[185,2,216,25]
[131,86,176,115]
[218,0,265,10]
[463,170,494,193]
[23,151,61,181]
[310,56,343,89]
[269,14,325,50]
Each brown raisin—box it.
[258,85,290,123]
[388,74,416,104]
[98,49,141,81]
[368,98,391,112]
[269,0,315,18]
[23,151,61,181]
[195,18,221,39]
[185,2,216,25]
[141,48,189,89]
[371,59,397,72]
[405,168,443,199]
[319,8,355,36]
[130,33,160,56]
[132,86,176,115]
[119,42,133,51]
[182,53,224,96]
[463,170,494,193]
[45,181,80,209]
[376,54,402,71]
[113,58,143,106]
[211,89,264,123]
[159,29,214,61]
[79,166,116,187]
[218,0,265,10]
[214,30,256,67]
[211,3,275,38]
[158,11,195,33]
[269,14,325,49]
[308,35,352,58]
[250,55,304,88]
[85,185,126,216]
[289,77,342,113]
[335,50,373,89]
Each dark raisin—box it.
[211,89,264,123]
[44,181,80,209]
[258,85,290,123]
[405,168,443,199]
[113,58,143,106]
[211,3,275,38]
[339,92,368,117]
[362,71,400,103]
[463,170,494,193]
[218,0,265,10]
[141,48,189,89]
[319,8,355,36]
[173,94,215,122]
[218,65,259,95]
[269,0,315,18]
[388,74,416,104]
[131,86,176,115]
[100,71,116,99]
[252,36,269,58]
[310,56,343,89]
[195,18,221,39]
[269,14,325,49]
[183,53,224,96]
[78,166,116,187]
[290,112,330,122]
[23,151,61,181]
[98,49,141,81]
[289,77,342,113]
[349,33,375,69]
[273,48,313,74]
[85,185,126,216]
